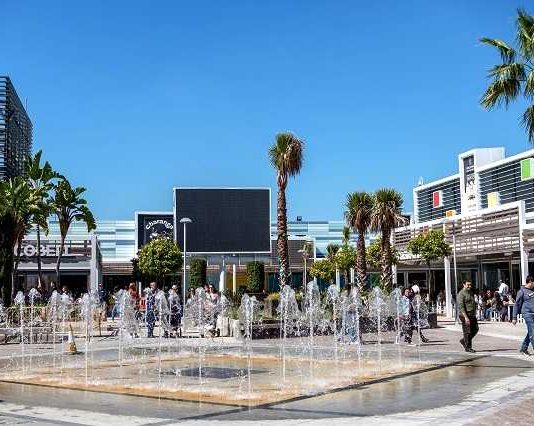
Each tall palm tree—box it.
[25,150,59,288]
[0,177,39,304]
[51,178,96,287]
[480,9,534,142]
[345,191,374,288]
[371,188,406,291]
[269,132,304,288]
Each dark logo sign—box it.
[137,214,174,249]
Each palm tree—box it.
[480,9,534,142]
[25,150,59,288]
[269,132,304,288]
[0,177,39,304]
[345,191,374,288]
[371,188,406,291]
[51,178,96,287]
[326,243,340,261]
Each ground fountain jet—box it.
[239,294,260,397]
[368,287,389,371]
[27,288,41,370]
[14,291,25,372]
[47,291,60,367]
[325,284,340,360]
[303,281,321,380]
[277,285,300,385]
[389,288,403,345]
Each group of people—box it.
[474,283,515,321]
[400,285,430,345]
[110,281,224,338]
[457,277,534,355]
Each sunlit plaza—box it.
[3,2,534,425]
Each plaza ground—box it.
[0,320,533,425]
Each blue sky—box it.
[1,1,532,220]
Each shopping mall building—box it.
[393,146,534,315]
[15,188,370,297]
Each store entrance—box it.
[59,273,89,299]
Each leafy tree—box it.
[269,132,304,288]
[0,177,39,304]
[25,150,60,288]
[371,188,406,291]
[480,9,534,142]
[137,237,183,286]
[309,258,336,285]
[345,191,374,288]
[246,261,265,292]
[335,244,356,287]
[366,239,399,269]
[189,257,207,289]
[407,229,451,300]
[51,178,96,287]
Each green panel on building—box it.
[520,158,534,181]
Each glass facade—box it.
[479,157,534,212]
[0,76,32,180]
[415,177,461,223]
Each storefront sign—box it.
[136,213,174,249]
[17,242,79,257]
[463,155,477,212]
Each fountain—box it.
[14,291,25,372]
[0,286,439,407]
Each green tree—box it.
[246,261,265,292]
[269,132,304,288]
[137,237,183,286]
[366,239,399,270]
[0,177,39,304]
[345,191,374,288]
[51,178,96,287]
[335,244,356,287]
[25,150,59,288]
[407,229,451,300]
[480,9,534,142]
[309,258,336,285]
[189,257,207,289]
[371,188,406,291]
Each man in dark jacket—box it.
[457,281,478,353]
[512,275,534,356]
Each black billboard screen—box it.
[174,188,271,253]
[136,213,174,250]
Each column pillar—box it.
[350,267,355,284]
[232,264,237,294]
[444,256,453,318]
[335,269,341,291]
[392,264,398,287]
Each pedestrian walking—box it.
[457,281,478,353]
[512,275,534,356]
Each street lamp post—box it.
[298,249,307,287]
[180,218,192,320]
[451,220,459,324]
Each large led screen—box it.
[174,188,271,253]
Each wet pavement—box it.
[0,326,532,425]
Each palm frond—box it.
[480,37,516,63]
[480,77,522,109]
[516,9,534,61]
[521,104,534,143]
[525,70,534,99]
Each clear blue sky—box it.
[2,1,532,220]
